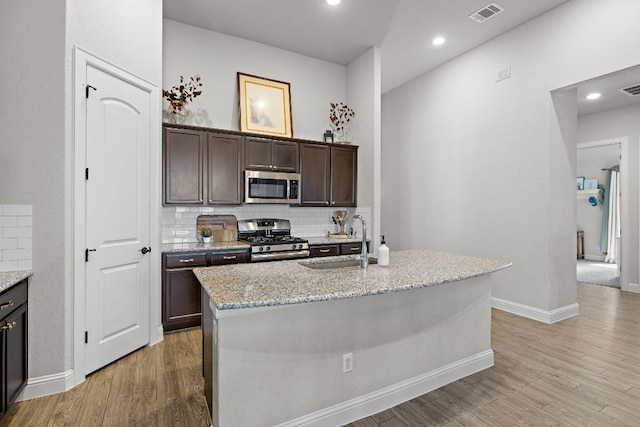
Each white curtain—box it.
[604,170,620,264]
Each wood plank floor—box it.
[2,283,640,426]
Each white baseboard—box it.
[277,350,494,427]
[17,369,75,401]
[626,283,639,293]
[583,254,605,262]
[492,297,579,324]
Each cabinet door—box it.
[163,269,202,331]
[310,244,339,257]
[331,146,358,207]
[300,143,331,206]
[2,303,28,414]
[244,137,273,170]
[272,140,299,172]
[207,133,243,205]
[341,242,363,255]
[163,127,206,205]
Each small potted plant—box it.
[200,227,213,244]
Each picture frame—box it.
[584,178,598,190]
[237,72,293,138]
[576,177,585,190]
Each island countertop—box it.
[194,249,510,311]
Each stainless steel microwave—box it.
[244,170,301,204]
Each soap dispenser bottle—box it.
[378,235,389,267]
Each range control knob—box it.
[266,246,271,252]
[259,246,264,252]
[292,244,297,250]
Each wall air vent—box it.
[618,84,640,96]
[469,3,504,23]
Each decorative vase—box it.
[168,100,189,124]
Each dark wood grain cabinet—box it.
[309,242,366,258]
[162,249,249,331]
[0,279,28,419]
[207,133,243,205]
[163,127,206,205]
[163,127,243,206]
[244,137,299,172]
[300,143,357,207]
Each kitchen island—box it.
[195,250,510,427]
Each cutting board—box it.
[196,215,238,242]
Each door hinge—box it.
[85,248,96,262]
[85,84,97,99]
[85,331,88,343]
[85,168,89,180]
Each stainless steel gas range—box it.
[238,218,310,262]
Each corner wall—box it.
[381,0,640,313]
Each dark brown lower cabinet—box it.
[309,242,368,258]
[162,249,249,331]
[0,278,28,419]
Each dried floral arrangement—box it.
[163,75,203,105]
[329,102,355,141]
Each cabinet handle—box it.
[0,301,14,310]
[332,201,336,205]
[350,247,360,251]
[0,321,16,331]
[319,249,331,253]
[179,258,195,263]
[325,201,329,205]
[223,255,237,260]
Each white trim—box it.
[492,297,579,324]
[626,282,639,293]
[583,254,606,262]
[73,46,162,386]
[17,369,76,401]
[277,350,494,427]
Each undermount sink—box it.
[299,257,377,270]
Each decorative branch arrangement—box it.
[329,102,355,142]
[163,75,203,104]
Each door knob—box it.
[139,247,151,255]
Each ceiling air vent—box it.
[469,3,504,23]
[618,84,640,97]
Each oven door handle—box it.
[251,250,310,262]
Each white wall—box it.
[578,102,640,284]
[381,0,640,313]
[0,0,162,392]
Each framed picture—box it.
[237,72,293,137]
[576,177,585,190]
[584,178,598,190]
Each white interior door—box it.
[84,63,151,375]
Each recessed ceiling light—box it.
[586,92,602,100]
[432,36,446,46]
[326,0,341,5]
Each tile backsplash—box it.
[0,204,33,272]
[162,205,371,243]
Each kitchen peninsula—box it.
[195,250,510,426]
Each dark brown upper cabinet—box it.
[244,137,299,172]
[300,143,357,207]
[207,133,243,205]
[163,126,243,206]
[163,127,206,205]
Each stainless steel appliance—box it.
[238,218,309,261]
[244,170,301,204]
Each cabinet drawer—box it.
[340,243,363,255]
[310,245,340,257]
[0,279,28,320]
[210,250,249,265]
[164,253,208,269]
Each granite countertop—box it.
[0,271,33,293]
[195,249,511,311]
[307,236,365,245]
[162,241,250,253]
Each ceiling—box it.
[164,0,640,115]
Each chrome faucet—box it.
[351,215,368,268]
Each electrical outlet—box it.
[343,353,353,373]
